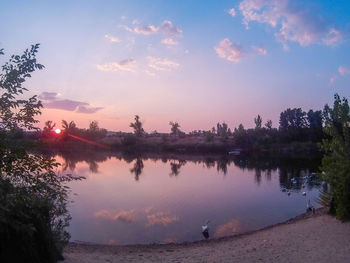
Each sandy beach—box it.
[62,208,350,262]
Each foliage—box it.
[121,133,138,147]
[265,119,273,129]
[87,120,107,139]
[204,130,215,142]
[279,108,307,130]
[62,120,76,132]
[254,115,262,129]
[169,121,182,136]
[0,45,80,262]
[216,122,230,140]
[42,120,56,138]
[130,115,145,137]
[320,94,350,220]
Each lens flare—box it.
[55,128,61,134]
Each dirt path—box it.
[63,209,350,262]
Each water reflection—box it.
[46,151,323,245]
[52,151,321,190]
[169,160,186,176]
[130,158,144,181]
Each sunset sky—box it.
[1,0,350,132]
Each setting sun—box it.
[55,128,61,134]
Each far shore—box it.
[62,207,350,262]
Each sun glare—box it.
[55,128,61,134]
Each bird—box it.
[202,220,210,239]
[306,199,313,211]
[302,192,306,196]
[202,220,210,233]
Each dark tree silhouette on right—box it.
[320,94,350,220]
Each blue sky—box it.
[1,0,350,132]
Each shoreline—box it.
[68,207,327,249]
[63,207,350,262]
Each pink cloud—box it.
[97,59,136,72]
[146,211,179,226]
[121,20,182,37]
[39,92,103,114]
[338,66,350,76]
[228,8,236,17]
[95,209,136,223]
[215,38,244,62]
[253,45,267,55]
[215,219,242,238]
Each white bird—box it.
[202,220,210,233]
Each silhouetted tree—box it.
[43,120,56,137]
[307,110,323,130]
[265,119,273,129]
[204,130,215,142]
[62,120,76,133]
[0,44,77,262]
[279,108,306,130]
[130,115,145,137]
[217,122,230,140]
[254,115,262,129]
[89,120,99,132]
[169,121,182,136]
[320,94,350,220]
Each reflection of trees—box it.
[231,156,321,190]
[203,158,215,169]
[130,158,144,181]
[43,151,321,189]
[255,169,261,185]
[89,161,99,173]
[169,160,186,176]
[58,151,108,173]
[216,158,229,175]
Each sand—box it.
[62,208,350,263]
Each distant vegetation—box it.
[27,105,325,157]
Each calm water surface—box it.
[55,153,322,245]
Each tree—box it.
[0,45,79,262]
[254,115,262,129]
[320,94,350,220]
[279,108,306,130]
[130,115,144,137]
[216,122,229,140]
[265,119,273,129]
[89,120,99,132]
[169,121,182,136]
[62,120,76,132]
[42,120,56,138]
[204,130,215,142]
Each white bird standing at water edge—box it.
[202,220,210,239]
[202,220,210,233]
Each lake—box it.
[54,152,323,245]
